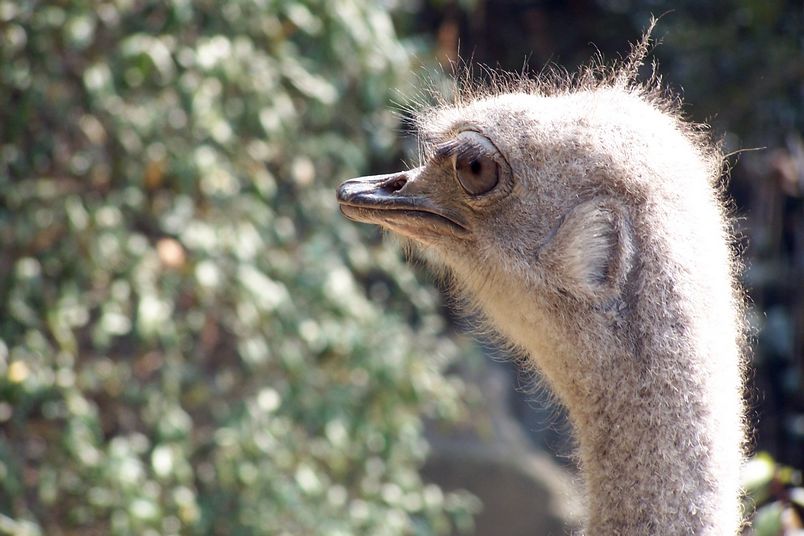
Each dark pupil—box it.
[469,160,482,174]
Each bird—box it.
[336,32,746,535]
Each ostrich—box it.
[336,36,746,535]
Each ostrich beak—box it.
[336,168,469,239]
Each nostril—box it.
[385,175,407,193]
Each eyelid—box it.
[434,139,460,159]
[435,131,495,162]
[455,144,488,165]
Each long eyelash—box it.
[456,143,485,163]
[434,139,460,158]
[434,139,486,161]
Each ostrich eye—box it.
[455,153,498,195]
[436,131,502,196]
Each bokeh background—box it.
[1,1,801,534]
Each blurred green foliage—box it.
[743,452,804,534]
[0,1,476,534]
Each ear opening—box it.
[540,198,634,300]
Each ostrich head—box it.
[338,86,649,302]
[336,45,746,535]
[338,77,727,391]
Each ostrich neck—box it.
[475,276,744,535]
[565,349,742,536]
